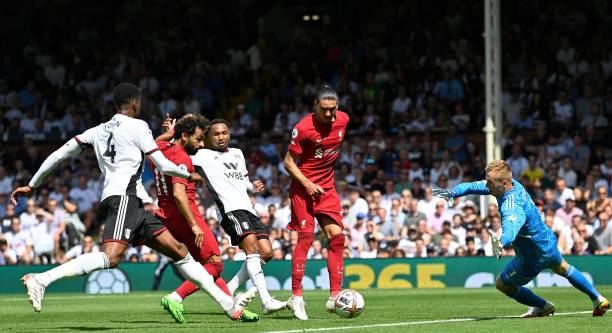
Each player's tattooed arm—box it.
[283,151,325,198]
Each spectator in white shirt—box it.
[0,166,13,195]
[391,86,412,115]
[552,90,574,126]
[69,176,98,215]
[555,179,575,207]
[61,236,99,263]
[30,208,56,264]
[558,157,577,188]
[43,57,66,88]
[19,199,38,232]
[5,218,33,264]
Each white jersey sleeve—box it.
[130,120,159,155]
[75,126,99,148]
[29,138,84,188]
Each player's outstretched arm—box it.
[432,181,490,205]
[30,139,84,188]
[13,138,83,204]
[283,151,324,198]
[452,180,491,197]
[148,151,190,179]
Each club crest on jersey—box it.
[292,128,298,138]
[338,130,343,138]
[124,228,131,239]
[242,222,250,230]
[301,219,307,228]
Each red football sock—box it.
[204,261,231,296]
[175,280,198,300]
[327,233,345,297]
[215,277,231,296]
[291,233,314,297]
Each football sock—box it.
[205,261,231,296]
[563,265,601,300]
[215,277,231,296]
[175,261,229,299]
[174,253,233,311]
[227,261,249,294]
[169,291,183,302]
[175,280,198,300]
[247,254,272,304]
[36,252,110,287]
[509,286,547,309]
[327,233,345,298]
[291,233,313,297]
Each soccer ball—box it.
[85,268,130,294]
[334,289,364,319]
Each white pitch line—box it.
[262,311,592,333]
[1,294,162,302]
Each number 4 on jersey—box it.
[104,132,117,163]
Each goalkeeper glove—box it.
[487,229,503,259]
[432,187,456,206]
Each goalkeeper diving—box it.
[433,160,609,317]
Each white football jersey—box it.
[75,114,158,201]
[191,148,256,215]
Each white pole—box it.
[483,0,502,218]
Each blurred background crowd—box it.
[0,0,611,266]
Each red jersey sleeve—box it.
[288,125,307,156]
[170,151,193,186]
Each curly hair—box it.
[173,114,208,140]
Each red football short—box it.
[288,185,343,233]
[156,208,220,262]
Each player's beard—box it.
[184,144,198,155]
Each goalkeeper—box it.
[433,160,608,317]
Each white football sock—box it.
[227,260,249,294]
[169,291,183,302]
[246,254,272,304]
[36,252,110,287]
[174,253,233,311]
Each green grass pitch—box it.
[1,287,609,332]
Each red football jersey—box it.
[288,110,349,189]
[148,141,197,217]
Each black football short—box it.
[99,195,167,245]
[221,210,269,246]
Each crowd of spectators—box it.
[0,1,611,266]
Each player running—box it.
[12,83,255,322]
[185,118,288,315]
[433,160,609,317]
[149,115,258,323]
[283,85,349,320]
